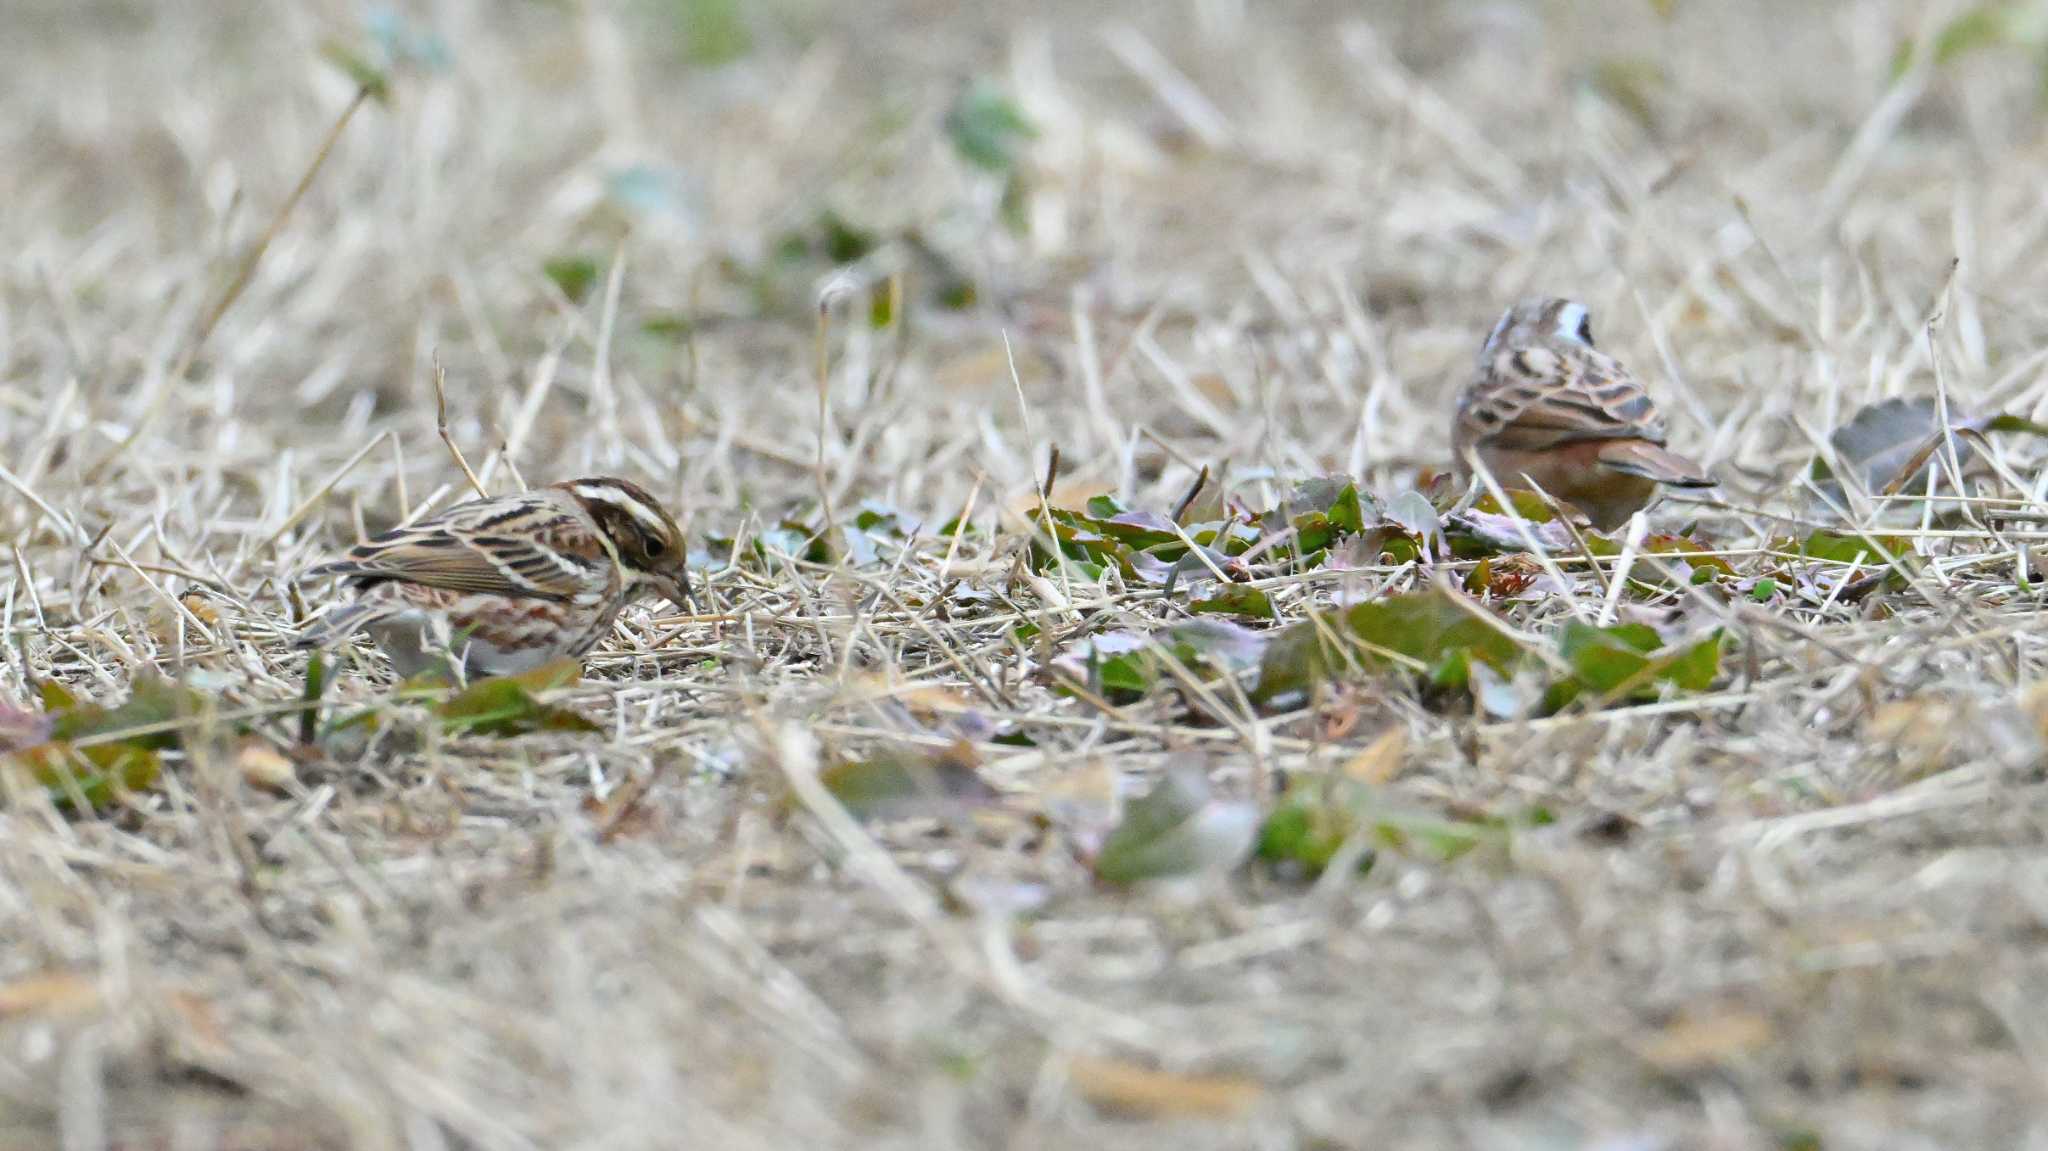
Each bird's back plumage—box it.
[296,477,691,676]
[1452,298,1714,529]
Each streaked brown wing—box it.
[308,494,605,601]
[1463,345,1668,452]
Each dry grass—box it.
[9,0,2048,1147]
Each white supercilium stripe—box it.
[572,483,668,534]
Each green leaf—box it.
[1545,624,1723,711]
[1372,807,1505,862]
[1935,5,2014,64]
[1057,620,1272,702]
[1470,488,1562,522]
[1095,652,1154,698]
[1290,511,1334,557]
[1344,588,1521,678]
[36,680,78,713]
[48,675,205,750]
[1556,622,1662,692]
[12,743,162,812]
[5,676,207,812]
[1590,55,1666,125]
[1258,794,1375,879]
[1084,494,1125,519]
[934,276,977,310]
[1247,620,1344,706]
[435,659,599,737]
[543,255,601,303]
[819,210,878,265]
[670,0,752,65]
[1093,768,1259,887]
[1256,478,1379,564]
[320,41,393,102]
[817,742,997,822]
[1260,778,1508,879]
[1793,530,1908,566]
[1894,4,2033,80]
[1328,484,1365,534]
[1251,588,1520,707]
[1658,631,1724,691]
[1984,413,2048,436]
[946,79,1037,173]
[1189,585,1275,620]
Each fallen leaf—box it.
[3,676,208,811]
[542,253,600,302]
[818,740,999,822]
[9,743,162,811]
[1342,727,1408,785]
[1788,530,1910,567]
[583,771,659,841]
[1543,623,1722,711]
[1260,778,1514,880]
[1638,1008,1774,1072]
[0,973,101,1018]
[1066,1055,1264,1118]
[1187,584,1274,619]
[1813,396,2048,518]
[1093,767,1259,886]
[1052,620,1273,702]
[1253,586,1521,705]
[164,989,228,1056]
[894,685,977,716]
[1257,792,1373,880]
[235,741,297,792]
[435,659,599,737]
[947,78,1036,173]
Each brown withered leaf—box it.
[1637,1008,1774,1072]
[1066,1056,1264,1118]
[1342,727,1408,786]
[235,740,297,792]
[0,972,102,1019]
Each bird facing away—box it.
[1452,297,1715,530]
[297,477,691,678]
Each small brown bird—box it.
[297,477,692,678]
[1452,297,1715,530]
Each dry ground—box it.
[9,0,2048,1147]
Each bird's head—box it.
[1481,297,1595,359]
[558,476,695,611]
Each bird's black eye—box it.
[1576,315,1594,345]
[644,536,666,558]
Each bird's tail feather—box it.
[1597,440,1716,487]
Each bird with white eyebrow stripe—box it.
[296,476,693,678]
[1452,297,1716,530]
